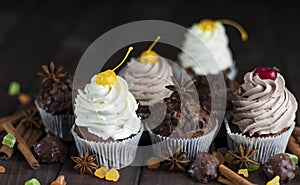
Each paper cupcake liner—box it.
[71,124,143,169]
[35,101,75,141]
[146,124,218,160]
[225,118,295,164]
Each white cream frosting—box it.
[74,75,141,140]
[178,22,234,75]
[232,72,298,136]
[123,56,173,106]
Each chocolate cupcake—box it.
[123,37,174,118]
[186,68,239,112]
[178,19,248,80]
[146,73,217,159]
[188,152,219,183]
[263,153,298,183]
[72,48,143,169]
[226,67,298,163]
[35,62,74,141]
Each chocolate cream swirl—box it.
[232,71,298,136]
[123,56,173,106]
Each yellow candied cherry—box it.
[197,18,248,41]
[96,47,133,87]
[266,176,280,185]
[94,166,107,179]
[105,168,120,182]
[238,168,249,177]
[140,36,160,65]
[197,19,217,32]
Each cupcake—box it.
[123,36,173,118]
[72,47,143,169]
[186,69,239,112]
[35,62,74,141]
[146,72,218,159]
[226,67,298,164]
[178,19,248,79]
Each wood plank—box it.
[58,144,141,185]
[140,167,220,185]
[0,151,60,184]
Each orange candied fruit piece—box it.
[50,175,66,185]
[146,157,160,170]
[94,166,107,179]
[105,168,120,182]
[0,165,5,173]
[18,93,31,105]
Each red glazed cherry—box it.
[253,67,277,80]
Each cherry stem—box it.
[147,36,161,52]
[218,19,248,41]
[113,47,133,71]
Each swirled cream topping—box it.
[74,75,141,140]
[232,72,298,136]
[123,56,173,106]
[178,22,234,75]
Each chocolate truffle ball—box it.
[263,153,298,183]
[188,152,219,183]
[33,134,67,163]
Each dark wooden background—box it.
[0,0,300,184]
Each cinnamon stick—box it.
[288,135,300,158]
[26,129,43,148]
[219,164,256,185]
[0,106,37,132]
[217,175,239,185]
[0,112,25,131]
[22,129,33,144]
[0,122,27,160]
[2,122,39,169]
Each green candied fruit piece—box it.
[286,153,298,164]
[24,178,41,185]
[2,133,16,148]
[8,81,21,96]
[248,163,260,172]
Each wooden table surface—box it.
[1,0,300,184]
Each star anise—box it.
[37,61,67,84]
[19,108,42,130]
[228,144,260,170]
[161,145,191,171]
[166,72,196,100]
[71,151,99,175]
